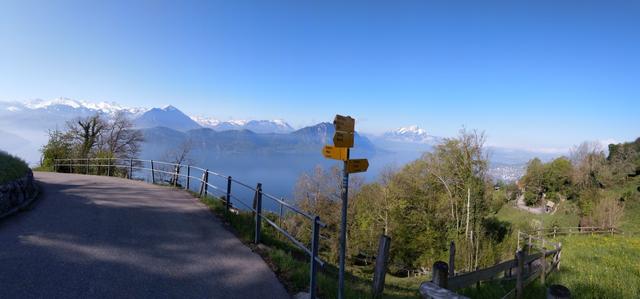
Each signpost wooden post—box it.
[321,114,369,299]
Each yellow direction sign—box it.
[347,159,369,173]
[333,130,354,148]
[322,145,348,161]
[334,115,355,133]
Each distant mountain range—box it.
[382,125,443,144]
[190,116,294,134]
[0,98,297,134]
[141,122,376,159]
[0,98,568,182]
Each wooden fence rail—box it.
[526,226,620,238]
[421,232,562,299]
[421,226,622,298]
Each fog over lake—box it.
[139,150,422,212]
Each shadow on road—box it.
[0,173,288,299]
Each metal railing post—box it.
[129,158,133,179]
[254,183,263,244]
[107,158,111,177]
[86,158,89,175]
[186,165,191,190]
[174,164,180,187]
[204,170,209,197]
[226,176,232,211]
[54,160,58,173]
[279,198,284,228]
[309,216,320,299]
[151,160,155,184]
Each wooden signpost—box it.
[322,145,348,161]
[321,114,369,299]
[347,159,369,173]
[333,131,354,148]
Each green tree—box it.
[522,158,545,205]
[40,129,74,170]
[289,165,362,263]
[67,114,106,158]
[543,157,574,200]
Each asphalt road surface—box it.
[0,172,289,299]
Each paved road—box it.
[0,172,289,299]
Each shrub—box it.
[524,191,539,206]
[0,151,30,184]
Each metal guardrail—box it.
[54,157,325,298]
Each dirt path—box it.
[515,194,546,214]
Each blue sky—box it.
[1,0,638,150]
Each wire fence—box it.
[54,157,326,298]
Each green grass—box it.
[0,151,30,184]
[194,192,421,298]
[607,176,640,232]
[525,235,640,298]
[471,182,640,299]
[32,165,54,172]
[456,235,640,299]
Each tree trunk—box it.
[465,188,471,239]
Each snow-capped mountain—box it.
[191,116,294,134]
[0,98,301,162]
[382,125,442,144]
[135,105,202,131]
[15,97,147,116]
[190,116,222,127]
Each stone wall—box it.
[0,170,38,216]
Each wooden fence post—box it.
[309,216,320,299]
[516,250,524,299]
[199,171,206,197]
[254,183,263,244]
[129,158,133,179]
[557,243,562,270]
[449,241,456,277]
[547,284,571,299]
[372,235,391,298]
[541,252,547,284]
[432,261,448,289]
